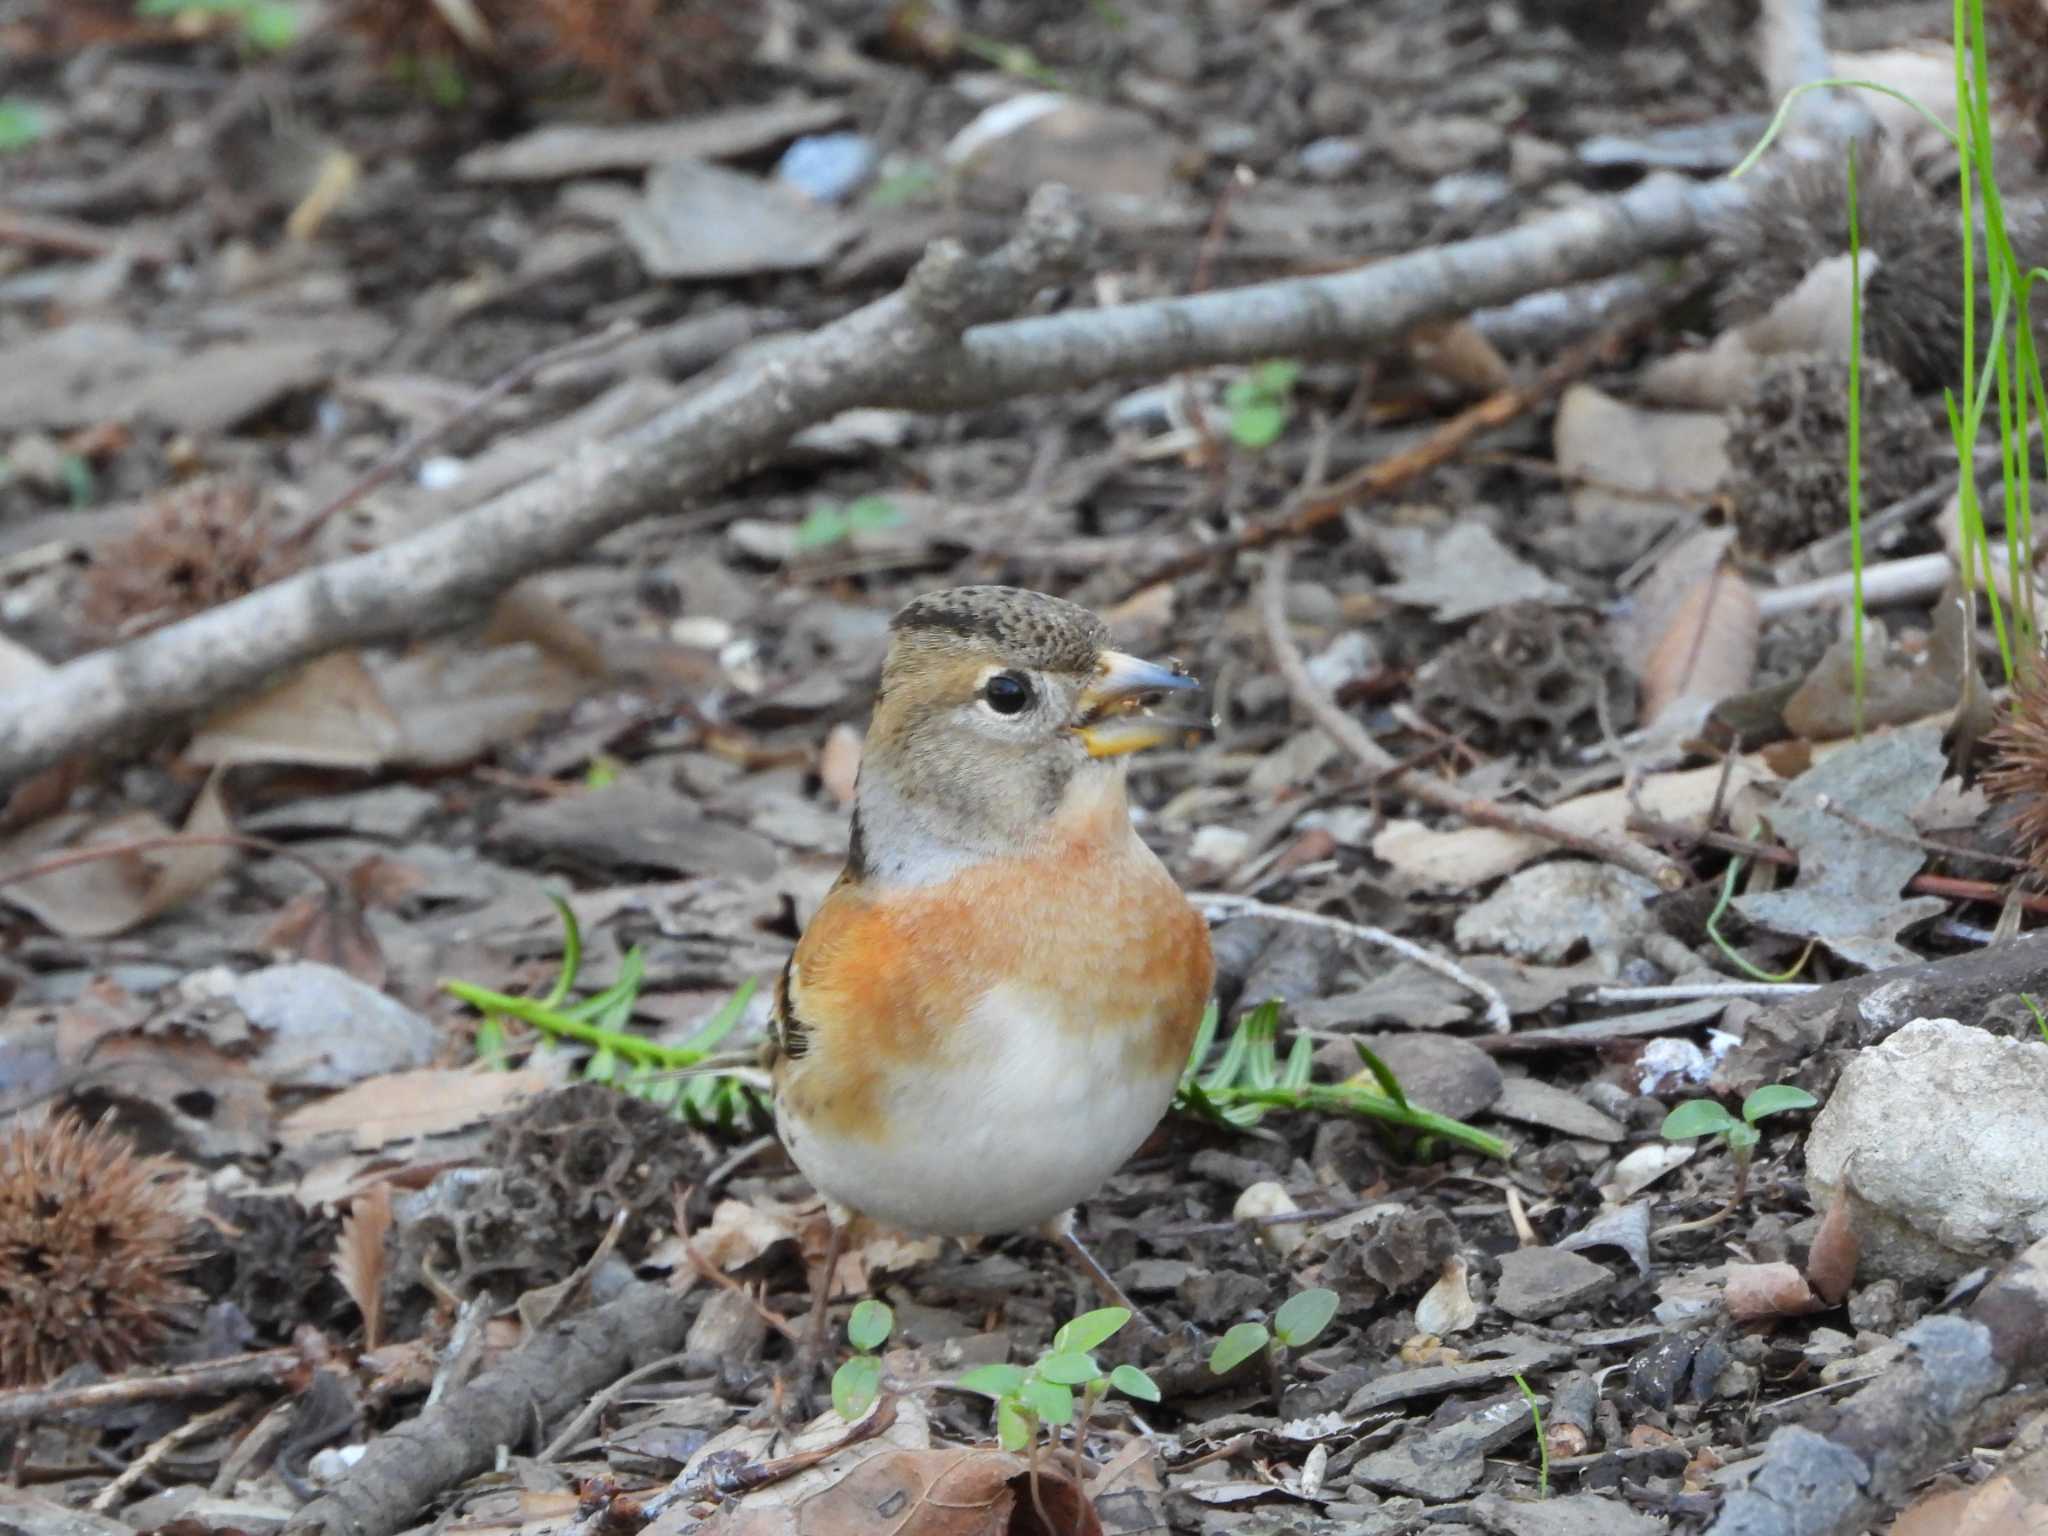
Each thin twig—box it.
[278,321,640,558]
[1193,890,1511,1032]
[90,1396,255,1512]
[1121,278,1692,597]
[1258,548,1687,890]
[1586,983,1823,1004]
[0,1348,303,1426]
[539,1351,699,1462]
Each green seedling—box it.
[1661,1083,1819,1205]
[2024,994,2048,1047]
[1223,361,1300,450]
[957,1306,1160,1456]
[793,494,904,552]
[136,0,299,51]
[0,99,46,153]
[831,1299,894,1421]
[1176,1001,1509,1159]
[1513,1372,1550,1499]
[446,892,765,1128]
[1208,1286,1339,1379]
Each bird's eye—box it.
[983,671,1033,715]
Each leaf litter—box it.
[6,3,2048,1534]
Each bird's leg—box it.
[771,1207,847,1427]
[1044,1209,1157,1339]
[797,1210,848,1399]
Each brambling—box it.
[771,585,1215,1329]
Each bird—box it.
[770,584,1215,1358]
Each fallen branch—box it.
[1258,547,1687,890]
[0,174,1736,793]
[284,1279,696,1536]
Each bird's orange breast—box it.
[779,800,1213,1144]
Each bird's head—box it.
[852,585,1204,876]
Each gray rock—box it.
[1495,1247,1614,1322]
[1351,1392,1534,1500]
[1491,1076,1626,1143]
[1804,1017,2048,1282]
[1469,1491,1663,1536]
[232,962,435,1089]
[1359,1033,1504,1121]
[1456,861,1659,977]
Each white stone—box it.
[1803,1017,2048,1283]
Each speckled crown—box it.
[889,585,1109,673]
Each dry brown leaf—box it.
[1785,595,1974,740]
[375,643,589,769]
[335,1182,393,1350]
[0,771,237,939]
[1893,1476,2046,1536]
[1373,758,1770,890]
[1805,1181,1860,1306]
[1414,1256,1479,1336]
[701,1446,1100,1536]
[187,650,404,769]
[260,886,389,988]
[686,1198,800,1274]
[1724,1261,1823,1321]
[1554,385,1729,529]
[278,1067,557,1152]
[1639,564,1760,731]
[1407,317,1513,396]
[481,579,610,679]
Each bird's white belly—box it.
[778,984,1178,1237]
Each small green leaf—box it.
[243,3,299,50]
[1053,1306,1131,1354]
[957,1363,1028,1398]
[1351,1043,1413,1110]
[1036,1352,1102,1387]
[1020,1377,1074,1426]
[474,1014,507,1068]
[1209,1322,1270,1375]
[0,99,46,154]
[794,504,852,550]
[1251,359,1302,395]
[844,495,903,533]
[996,1397,1034,1452]
[540,890,584,1008]
[1274,1288,1339,1348]
[587,1044,618,1082]
[1726,1123,1760,1155]
[830,1355,881,1421]
[1742,1085,1819,1124]
[1229,401,1287,449]
[1661,1100,1740,1141]
[847,1299,894,1353]
[1109,1364,1160,1403]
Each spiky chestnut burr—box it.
[1984,649,2048,877]
[1713,153,2039,393]
[0,1113,201,1386]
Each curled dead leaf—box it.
[1725,1260,1823,1322]
[335,1183,394,1351]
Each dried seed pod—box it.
[1988,0,2048,166]
[1713,153,2034,392]
[79,477,294,641]
[0,1113,201,1386]
[1720,352,1941,559]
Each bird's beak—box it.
[1075,651,1205,758]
